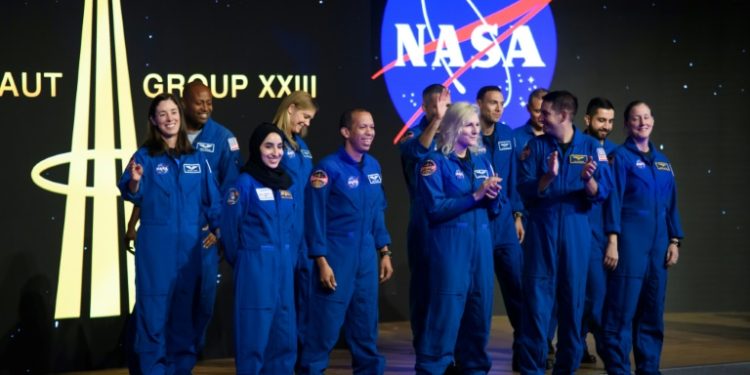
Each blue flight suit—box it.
[581,136,617,354]
[191,118,241,353]
[415,150,499,374]
[221,173,297,375]
[477,123,525,365]
[300,147,391,375]
[600,138,684,375]
[399,116,435,347]
[279,134,314,356]
[513,121,557,350]
[118,148,221,375]
[516,128,613,375]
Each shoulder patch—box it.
[309,170,329,188]
[227,137,239,151]
[597,147,608,162]
[519,146,531,161]
[226,188,240,205]
[420,159,437,176]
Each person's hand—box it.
[474,176,502,201]
[665,243,679,267]
[581,155,597,181]
[515,215,525,244]
[546,150,559,177]
[379,253,393,283]
[435,89,451,121]
[129,158,143,181]
[604,241,619,270]
[316,257,337,290]
[202,232,217,249]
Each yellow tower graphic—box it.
[30,0,137,319]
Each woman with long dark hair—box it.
[118,93,221,375]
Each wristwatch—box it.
[670,239,681,247]
[379,249,393,258]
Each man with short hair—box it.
[580,97,617,365]
[398,84,450,352]
[475,85,526,371]
[516,91,613,374]
[300,109,393,374]
[513,88,548,157]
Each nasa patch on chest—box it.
[196,142,215,153]
[155,163,169,175]
[286,148,296,158]
[455,169,465,179]
[347,176,360,188]
[635,160,646,169]
[368,173,382,184]
[183,163,201,174]
[498,140,512,151]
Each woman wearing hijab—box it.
[221,123,297,374]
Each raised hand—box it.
[581,155,597,181]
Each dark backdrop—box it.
[1,0,748,372]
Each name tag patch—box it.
[368,173,382,184]
[498,140,512,151]
[183,163,201,173]
[196,142,215,153]
[301,149,313,158]
[256,188,274,201]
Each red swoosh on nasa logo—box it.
[377,0,551,144]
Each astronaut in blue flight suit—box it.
[579,97,618,365]
[221,123,297,375]
[475,86,526,370]
[118,93,221,375]
[600,101,683,375]
[512,88,547,159]
[398,84,450,350]
[415,102,502,374]
[512,88,557,368]
[299,109,393,375]
[271,91,318,362]
[182,82,241,357]
[516,91,613,375]
[123,82,241,374]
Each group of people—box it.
[117,79,683,375]
[119,82,392,375]
[399,84,683,375]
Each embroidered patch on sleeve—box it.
[226,188,239,205]
[228,137,240,151]
[309,170,329,188]
[420,159,437,176]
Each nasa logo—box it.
[376,0,557,138]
